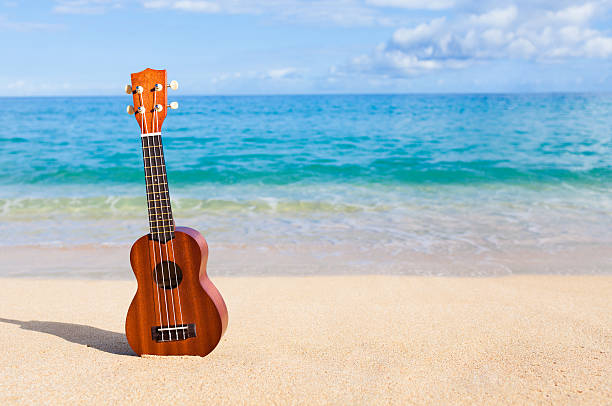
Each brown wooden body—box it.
[125,226,228,356]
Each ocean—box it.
[2,94,612,276]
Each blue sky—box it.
[1,0,611,95]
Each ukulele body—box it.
[125,226,228,356]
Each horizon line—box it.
[1,90,612,98]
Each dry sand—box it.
[0,275,610,405]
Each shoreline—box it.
[2,243,612,278]
[1,275,610,404]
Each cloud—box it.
[468,5,517,27]
[266,67,300,79]
[364,0,454,10]
[212,67,302,84]
[53,0,122,14]
[142,0,398,26]
[347,2,612,77]
[0,15,63,31]
[146,0,220,12]
[7,80,25,89]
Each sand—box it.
[0,275,610,405]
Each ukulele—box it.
[124,68,228,356]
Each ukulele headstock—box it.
[126,68,178,134]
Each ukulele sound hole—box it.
[153,261,183,289]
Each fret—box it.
[148,207,172,212]
[149,217,172,222]
[145,174,167,178]
[149,216,172,221]
[149,221,172,227]
[145,184,168,192]
[147,199,171,211]
[150,225,175,231]
[144,155,164,159]
[148,214,172,219]
[144,165,165,169]
[149,198,170,203]
[146,190,169,195]
[149,219,173,224]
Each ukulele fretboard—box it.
[141,133,175,243]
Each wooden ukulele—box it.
[124,68,227,356]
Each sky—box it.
[1,0,611,95]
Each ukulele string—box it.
[153,96,186,338]
[139,91,164,340]
[146,90,172,341]
[154,89,185,338]
[152,90,180,341]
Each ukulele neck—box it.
[141,132,175,243]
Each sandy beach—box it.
[1,275,610,405]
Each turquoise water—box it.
[1,94,612,274]
[3,94,612,186]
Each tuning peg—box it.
[126,105,134,114]
[125,84,133,94]
[135,86,144,94]
[168,101,179,110]
[154,104,164,112]
[168,80,178,90]
[154,83,163,92]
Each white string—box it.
[151,90,181,341]
[163,130,186,339]
[138,91,164,341]
[152,92,186,339]
[140,91,172,342]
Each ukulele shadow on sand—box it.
[0,317,135,356]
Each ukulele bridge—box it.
[151,323,197,342]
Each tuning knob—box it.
[126,105,134,114]
[154,104,164,112]
[125,84,133,94]
[168,80,178,90]
[135,86,144,94]
[168,101,179,110]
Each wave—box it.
[3,160,612,186]
[0,195,375,219]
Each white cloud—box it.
[392,18,446,47]
[212,67,302,84]
[348,2,612,77]
[548,3,596,25]
[266,67,299,79]
[584,37,612,58]
[7,80,25,89]
[0,15,63,31]
[172,1,220,12]
[146,0,220,12]
[53,0,121,14]
[142,0,399,26]
[468,5,517,27]
[365,0,454,10]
